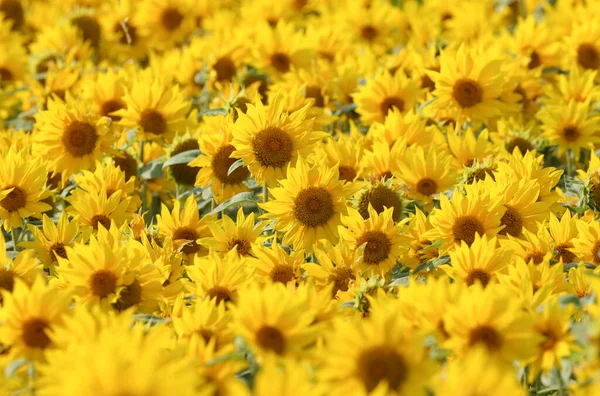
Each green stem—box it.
[139,141,148,215]
[566,149,575,177]
[555,367,566,396]
[262,183,269,203]
[10,229,17,252]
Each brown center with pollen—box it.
[421,74,436,91]
[468,325,503,351]
[380,96,405,117]
[466,269,491,287]
[50,242,68,261]
[465,167,496,185]
[90,270,118,299]
[0,68,12,84]
[113,280,143,311]
[140,109,167,136]
[305,85,325,107]
[252,127,293,168]
[577,43,600,70]
[173,227,201,255]
[270,265,294,284]
[113,152,138,181]
[22,318,51,349]
[213,56,237,82]
[338,165,357,183]
[452,215,485,246]
[0,0,24,31]
[161,7,184,32]
[506,137,533,155]
[207,286,232,304]
[170,139,200,186]
[525,251,546,265]
[100,99,125,121]
[71,15,101,49]
[452,78,483,108]
[62,121,99,157]
[357,231,392,265]
[232,97,251,120]
[293,187,334,228]
[358,184,403,222]
[270,52,291,73]
[212,144,250,185]
[91,214,111,231]
[416,178,438,196]
[0,269,15,293]
[528,50,541,69]
[554,243,576,264]
[114,20,137,45]
[328,267,355,297]
[256,325,285,355]
[562,126,580,142]
[499,206,523,237]
[228,238,251,256]
[360,25,378,41]
[242,74,269,99]
[357,346,407,392]
[1,185,26,212]
[540,328,560,351]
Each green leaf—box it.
[412,262,429,275]
[5,358,28,377]
[205,351,247,366]
[206,192,259,215]
[139,159,164,180]
[163,149,201,168]
[542,66,568,75]
[133,314,171,325]
[340,301,356,308]
[559,294,581,308]
[430,255,451,268]
[201,108,228,117]
[417,97,437,112]
[227,158,245,176]
[334,103,357,116]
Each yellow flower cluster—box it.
[2,0,600,395]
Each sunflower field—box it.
[4,0,600,394]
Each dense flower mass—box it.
[2,0,600,394]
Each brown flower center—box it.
[528,50,541,69]
[358,185,403,222]
[170,139,200,186]
[212,144,250,185]
[91,214,111,231]
[357,231,392,265]
[0,269,15,293]
[338,165,357,183]
[468,325,503,351]
[380,96,405,118]
[562,126,580,142]
[100,99,125,121]
[228,238,251,256]
[294,187,334,227]
[0,67,12,84]
[421,74,436,91]
[213,56,237,82]
[452,78,483,108]
[0,0,24,30]
[140,109,167,136]
[554,243,576,264]
[207,286,232,304]
[577,43,600,70]
[498,206,523,237]
[506,137,533,155]
[465,167,496,184]
[1,185,26,212]
[242,74,269,99]
[270,265,294,284]
[252,127,294,168]
[161,7,184,32]
[540,328,560,351]
[465,269,491,287]
[328,267,355,297]
[256,325,285,355]
[416,178,438,196]
[452,215,485,246]
[173,227,201,255]
[50,242,68,261]
[62,121,99,157]
[270,52,291,73]
[357,346,407,392]
[113,152,138,181]
[360,25,378,41]
[591,240,600,264]
[90,270,118,298]
[305,85,325,107]
[72,15,101,49]
[113,280,143,311]
[22,318,51,349]
[525,251,546,265]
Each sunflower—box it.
[427,187,506,251]
[566,19,600,72]
[314,124,364,183]
[0,146,52,230]
[186,250,254,305]
[0,276,71,361]
[338,206,405,277]
[542,68,600,106]
[260,158,360,252]
[508,15,561,71]
[21,213,80,268]
[0,231,39,296]
[537,99,600,159]
[549,209,578,264]
[231,92,321,186]
[134,0,196,51]
[429,45,511,123]
[352,70,422,125]
[353,178,404,223]
[114,70,192,144]
[230,282,318,358]
[254,357,329,396]
[200,208,268,257]
[443,234,512,287]
[305,240,359,298]
[33,97,113,182]
[165,131,201,187]
[190,119,251,203]
[252,242,305,287]
[155,195,210,260]
[446,126,497,168]
[399,208,442,271]
[443,284,540,363]
[0,42,27,88]
[172,297,233,350]
[500,226,553,266]
[374,108,445,150]
[66,188,132,235]
[396,144,459,209]
[99,0,148,62]
[361,136,407,181]
[320,308,434,396]
[572,219,600,266]
[81,66,129,124]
